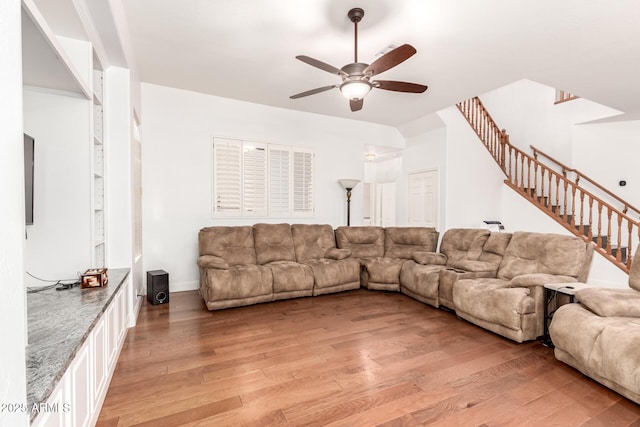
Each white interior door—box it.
[380,182,396,226]
[408,169,438,227]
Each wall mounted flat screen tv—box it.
[24,133,34,225]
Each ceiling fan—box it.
[290,7,428,112]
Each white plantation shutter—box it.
[269,145,290,216]
[213,138,242,215]
[212,137,313,217]
[293,149,314,215]
[242,143,267,216]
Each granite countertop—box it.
[26,268,130,412]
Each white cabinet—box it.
[30,276,131,427]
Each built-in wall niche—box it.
[21,0,106,284]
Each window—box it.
[213,137,314,217]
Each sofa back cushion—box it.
[440,228,490,265]
[292,224,336,262]
[497,231,588,280]
[335,226,385,258]
[384,227,438,259]
[253,223,296,264]
[478,232,513,266]
[198,226,257,266]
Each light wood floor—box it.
[97,289,640,426]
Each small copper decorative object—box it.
[81,268,108,288]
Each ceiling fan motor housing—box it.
[347,8,365,23]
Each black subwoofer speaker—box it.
[147,270,169,305]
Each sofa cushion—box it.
[478,232,513,266]
[304,258,361,290]
[440,228,490,265]
[335,226,385,258]
[266,261,314,294]
[497,232,587,281]
[202,265,273,300]
[362,257,407,286]
[576,288,640,318]
[454,278,534,331]
[448,259,498,273]
[199,226,257,266]
[412,251,447,266]
[400,261,445,303]
[197,255,229,270]
[253,223,296,264]
[325,248,352,260]
[509,274,577,287]
[291,224,337,262]
[384,227,438,259]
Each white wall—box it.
[573,121,640,214]
[438,106,506,229]
[141,83,404,291]
[22,89,92,284]
[480,79,620,162]
[0,1,28,425]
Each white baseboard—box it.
[169,280,199,292]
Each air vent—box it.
[375,42,401,57]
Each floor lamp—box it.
[338,179,360,226]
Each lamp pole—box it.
[338,179,360,226]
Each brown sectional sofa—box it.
[549,244,640,404]
[197,225,593,342]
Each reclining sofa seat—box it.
[291,224,360,296]
[549,244,640,404]
[400,228,512,309]
[253,223,314,301]
[198,226,273,310]
[336,226,438,292]
[453,231,594,343]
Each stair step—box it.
[576,224,590,236]
[592,236,628,263]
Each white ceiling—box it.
[34,0,640,128]
[119,0,640,127]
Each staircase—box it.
[457,96,638,273]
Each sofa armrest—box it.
[325,248,352,260]
[448,259,497,274]
[197,255,229,269]
[412,251,447,265]
[510,274,577,288]
[576,288,640,318]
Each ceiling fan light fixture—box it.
[340,80,371,100]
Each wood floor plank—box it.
[97,289,640,426]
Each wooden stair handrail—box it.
[457,96,638,274]
[531,145,640,219]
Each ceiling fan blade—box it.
[290,84,338,99]
[296,55,347,77]
[350,99,363,112]
[374,80,428,93]
[364,44,417,77]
